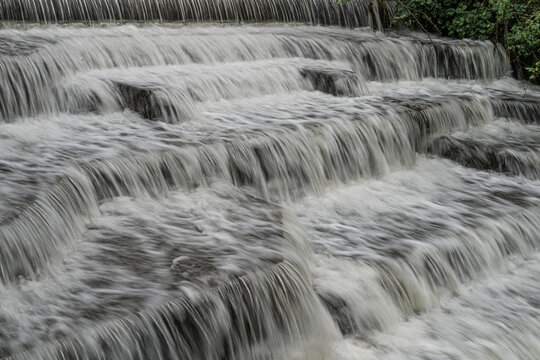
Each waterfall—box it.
[1,0,380,26]
[0,26,509,122]
[0,5,539,360]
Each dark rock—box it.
[301,67,365,97]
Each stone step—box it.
[0,184,312,358]
[0,89,490,283]
[291,158,540,334]
[90,60,365,122]
[489,88,540,123]
[429,119,540,179]
[0,25,509,122]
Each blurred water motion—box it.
[0,7,539,359]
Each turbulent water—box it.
[0,3,540,359]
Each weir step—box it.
[488,88,540,123]
[292,159,540,335]
[0,0,380,27]
[0,89,490,285]
[0,25,510,122]
[0,185,320,359]
[0,88,488,225]
[429,120,540,179]
[110,62,364,121]
[10,261,331,359]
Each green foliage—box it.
[507,9,540,81]
[392,0,540,83]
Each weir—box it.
[0,3,539,360]
[0,0,381,26]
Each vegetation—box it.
[392,0,539,83]
[343,0,540,83]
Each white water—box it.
[0,19,539,360]
[0,0,381,26]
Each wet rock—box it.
[429,130,540,179]
[490,90,540,124]
[115,82,169,121]
[301,67,365,97]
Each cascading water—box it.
[0,2,539,359]
[0,0,382,27]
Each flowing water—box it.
[0,2,539,359]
